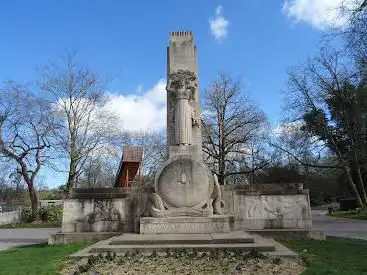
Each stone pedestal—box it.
[140,216,234,234]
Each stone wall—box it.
[222,184,312,230]
[61,188,148,233]
[0,209,21,225]
[61,184,311,233]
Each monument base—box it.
[140,215,234,234]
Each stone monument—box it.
[149,31,225,218]
[54,31,313,244]
[140,31,231,234]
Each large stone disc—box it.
[155,158,213,209]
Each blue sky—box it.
[0,0,354,187]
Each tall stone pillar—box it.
[166,31,202,154]
[144,31,227,219]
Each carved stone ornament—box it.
[149,157,226,217]
[166,70,197,96]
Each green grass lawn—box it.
[0,243,87,275]
[283,237,367,275]
[330,209,367,220]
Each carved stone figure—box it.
[166,70,197,145]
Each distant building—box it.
[115,146,144,187]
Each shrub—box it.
[39,205,63,223]
[21,208,34,223]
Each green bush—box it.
[21,208,34,223]
[39,205,63,223]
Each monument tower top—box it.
[166,31,200,151]
[169,31,194,42]
[167,30,197,76]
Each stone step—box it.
[89,243,276,254]
[109,232,255,245]
[69,233,298,259]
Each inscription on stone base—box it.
[140,216,234,234]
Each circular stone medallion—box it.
[155,158,213,208]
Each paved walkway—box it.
[312,210,367,240]
[0,228,60,251]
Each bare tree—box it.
[0,164,25,203]
[325,0,367,61]
[79,155,117,187]
[125,131,167,182]
[0,83,54,218]
[202,73,267,185]
[282,49,367,207]
[39,52,119,193]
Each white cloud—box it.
[273,121,304,137]
[104,79,166,132]
[209,5,229,41]
[282,0,363,29]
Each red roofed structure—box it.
[115,146,144,187]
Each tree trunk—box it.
[67,160,77,194]
[333,138,366,207]
[351,138,367,205]
[27,182,39,220]
[67,130,78,194]
[344,166,365,208]
[218,109,225,185]
[356,166,367,206]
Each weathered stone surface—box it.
[70,187,130,199]
[61,192,148,233]
[232,193,312,230]
[149,32,226,218]
[48,232,119,245]
[166,70,198,146]
[109,232,254,245]
[167,32,201,151]
[140,216,234,234]
[61,183,313,234]
[155,157,214,209]
[66,231,300,261]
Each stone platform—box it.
[70,231,297,258]
[140,216,234,234]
